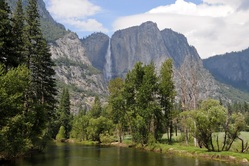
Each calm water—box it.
[2,143,242,166]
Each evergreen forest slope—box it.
[204,48,249,93]
[8,0,68,42]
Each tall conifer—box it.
[12,0,26,65]
[25,0,57,143]
[0,0,16,70]
[58,87,71,138]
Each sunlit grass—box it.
[122,131,249,163]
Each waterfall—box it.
[104,39,112,80]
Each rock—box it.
[242,158,249,163]
[82,32,110,71]
[111,21,169,78]
[161,28,201,67]
[50,32,108,112]
[229,156,236,161]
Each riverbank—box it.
[61,139,249,165]
[109,142,249,165]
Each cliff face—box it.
[50,32,108,111]
[82,33,110,72]
[204,48,249,92]
[82,21,228,104]
[111,22,169,78]
[83,21,202,79]
[161,28,201,67]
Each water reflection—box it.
[3,143,241,166]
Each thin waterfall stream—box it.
[104,39,112,80]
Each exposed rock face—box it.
[82,21,226,103]
[82,33,110,71]
[111,22,169,78]
[83,21,203,79]
[50,32,108,112]
[161,29,201,67]
[204,48,249,92]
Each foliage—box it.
[87,116,114,143]
[7,0,68,42]
[195,100,227,151]
[114,60,176,145]
[158,59,176,143]
[89,96,102,118]
[70,113,89,141]
[179,99,247,152]
[0,0,57,159]
[40,18,68,42]
[57,87,72,138]
[54,57,101,75]
[70,96,114,143]
[0,0,17,70]
[0,65,31,158]
[108,77,126,143]
[56,126,66,142]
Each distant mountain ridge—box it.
[8,0,68,42]
[204,48,249,93]
[83,21,202,78]
[83,21,249,104]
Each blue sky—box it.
[44,0,249,58]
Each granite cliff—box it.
[50,32,108,111]
[83,21,247,105]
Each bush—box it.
[56,126,66,142]
[100,134,115,144]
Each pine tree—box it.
[0,0,17,70]
[90,96,102,118]
[58,87,71,138]
[56,126,66,142]
[12,0,26,65]
[24,0,57,144]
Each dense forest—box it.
[0,0,57,159]
[1,0,249,161]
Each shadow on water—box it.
[1,143,242,166]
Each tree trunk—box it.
[185,128,189,145]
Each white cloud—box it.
[47,0,107,33]
[113,0,249,58]
[65,18,108,33]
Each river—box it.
[2,143,241,166]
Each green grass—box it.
[122,132,249,164]
[142,142,249,164]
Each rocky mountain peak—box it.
[111,21,169,78]
[161,28,201,67]
[50,32,90,65]
[140,21,158,30]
